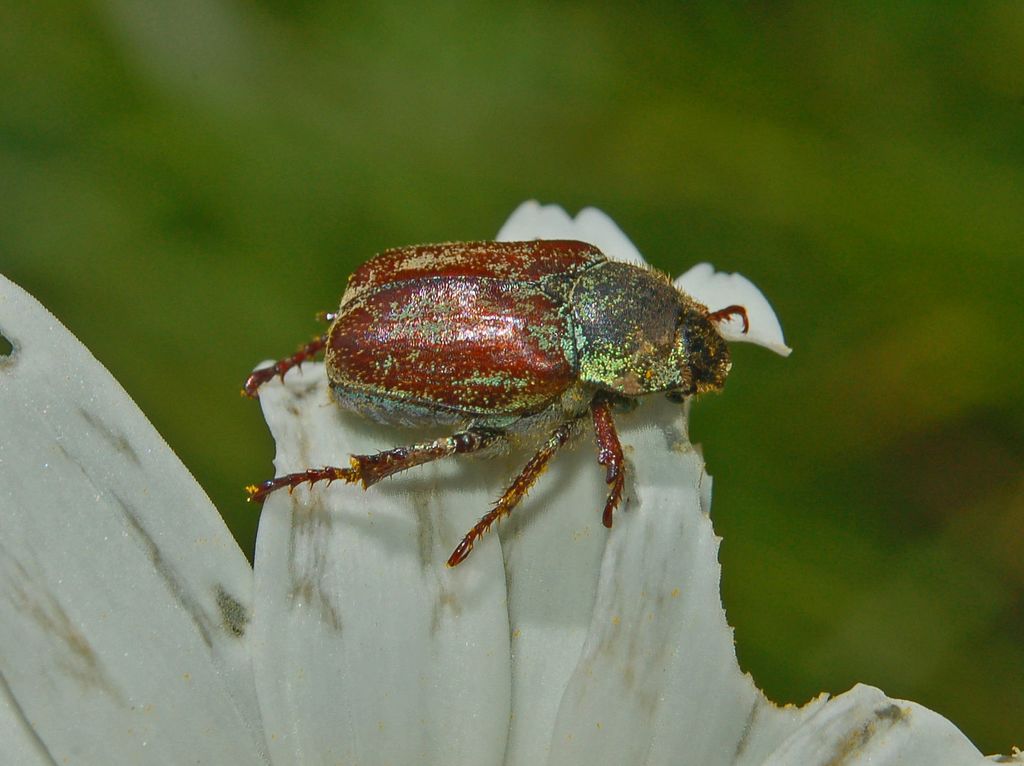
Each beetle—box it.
[244,240,747,567]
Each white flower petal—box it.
[497,424,617,765]
[496,200,646,265]
[676,263,792,356]
[495,199,575,241]
[760,684,994,765]
[0,275,264,763]
[507,400,992,765]
[494,398,821,765]
[0,679,55,766]
[543,411,762,764]
[250,366,511,765]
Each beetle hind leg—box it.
[350,428,504,488]
[246,427,503,504]
[243,333,328,398]
[447,419,579,567]
[246,465,358,503]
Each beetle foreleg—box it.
[707,304,749,334]
[243,333,327,398]
[590,398,625,528]
[447,420,578,567]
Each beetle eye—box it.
[666,388,693,403]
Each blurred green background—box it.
[2,1,1021,753]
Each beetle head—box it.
[666,305,736,401]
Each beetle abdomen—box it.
[327,276,577,420]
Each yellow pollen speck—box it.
[671,587,680,598]
[611,615,621,625]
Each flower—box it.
[0,203,1009,764]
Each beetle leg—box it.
[246,465,359,503]
[707,304,749,334]
[350,428,503,488]
[243,333,327,398]
[245,428,502,503]
[590,398,625,529]
[447,420,578,567]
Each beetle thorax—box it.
[570,262,689,395]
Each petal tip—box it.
[675,262,791,356]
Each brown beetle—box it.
[245,240,747,566]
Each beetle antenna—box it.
[707,305,749,334]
